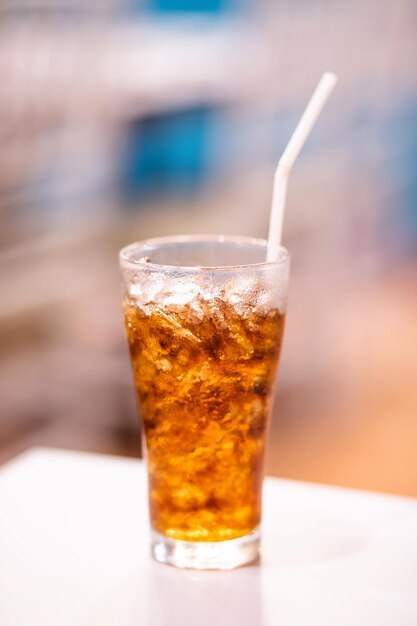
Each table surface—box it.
[0,448,416,626]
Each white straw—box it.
[267,72,338,262]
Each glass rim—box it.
[119,235,289,273]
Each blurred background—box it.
[1,0,416,496]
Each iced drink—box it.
[120,236,289,569]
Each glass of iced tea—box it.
[119,235,289,569]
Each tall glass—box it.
[119,236,289,569]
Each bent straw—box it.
[267,72,338,262]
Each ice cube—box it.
[128,271,165,305]
[221,275,261,316]
[155,306,201,344]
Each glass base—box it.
[151,528,260,570]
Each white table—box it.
[0,448,416,626]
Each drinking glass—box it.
[119,235,289,569]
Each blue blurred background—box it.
[1,0,416,495]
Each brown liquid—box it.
[125,295,285,542]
